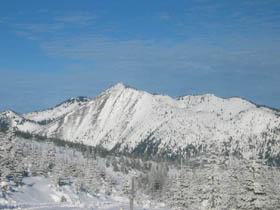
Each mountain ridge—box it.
[1,83,280,163]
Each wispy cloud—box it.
[37,9,49,13]
[231,9,280,29]
[40,35,280,77]
[55,14,97,26]
[41,37,213,76]
[0,17,8,24]
[192,4,224,13]
[243,0,280,6]
[14,23,65,33]
[2,1,280,111]
[7,3,280,76]
[156,12,171,21]
[11,13,97,41]
[13,30,37,40]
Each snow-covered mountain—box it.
[1,83,280,162]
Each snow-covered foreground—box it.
[0,177,168,210]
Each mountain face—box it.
[1,83,280,163]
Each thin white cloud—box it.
[156,12,171,21]
[0,17,8,24]
[15,23,65,33]
[7,4,280,78]
[37,9,49,13]
[232,11,280,28]
[243,0,280,6]
[193,4,223,12]
[55,14,97,26]
[40,35,280,76]
[14,30,37,40]
[193,0,210,3]
[11,12,97,39]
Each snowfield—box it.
[1,177,168,210]
[0,134,170,210]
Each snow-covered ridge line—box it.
[23,96,90,123]
[1,83,280,163]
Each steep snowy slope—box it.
[23,83,279,161]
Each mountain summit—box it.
[1,83,280,163]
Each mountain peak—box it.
[1,109,19,117]
[111,82,127,89]
[106,83,132,93]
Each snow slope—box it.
[1,83,280,160]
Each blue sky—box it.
[0,0,280,112]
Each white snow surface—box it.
[0,176,167,210]
[1,83,280,156]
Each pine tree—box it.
[84,158,101,193]
[44,142,56,174]
[28,144,44,176]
